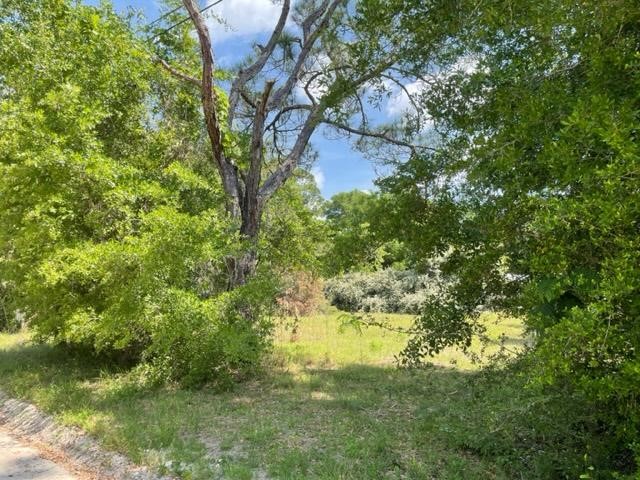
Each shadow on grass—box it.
[0,337,155,415]
[0,335,608,480]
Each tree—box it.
[0,0,163,302]
[262,170,328,275]
[0,0,272,383]
[377,0,640,473]
[321,190,406,275]
[323,190,379,274]
[154,0,462,286]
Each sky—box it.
[87,0,414,198]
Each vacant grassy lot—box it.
[0,312,543,479]
[273,310,524,370]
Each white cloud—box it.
[311,166,325,190]
[205,0,284,43]
[293,79,328,104]
[293,54,333,103]
[294,78,329,102]
[293,85,311,104]
[449,56,478,76]
[385,56,479,119]
[385,80,426,117]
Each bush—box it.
[324,269,440,314]
[276,271,324,317]
[144,280,276,387]
[23,207,277,387]
[0,2,279,386]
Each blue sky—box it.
[89,0,413,198]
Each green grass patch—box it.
[273,310,526,370]
[0,313,592,479]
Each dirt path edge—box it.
[0,389,173,480]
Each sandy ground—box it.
[0,427,77,480]
[0,390,170,480]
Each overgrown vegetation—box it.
[0,282,17,332]
[324,269,439,314]
[0,313,611,479]
[0,1,308,385]
[0,0,638,477]
[0,314,557,480]
[375,0,640,474]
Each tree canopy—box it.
[0,0,638,474]
[377,0,640,472]
[152,0,466,283]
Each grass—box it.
[0,311,580,480]
[273,309,525,369]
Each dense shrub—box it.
[0,282,18,332]
[377,0,640,474]
[324,269,438,314]
[143,280,277,387]
[28,206,277,386]
[0,1,276,386]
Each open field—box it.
[0,312,540,479]
[273,310,525,369]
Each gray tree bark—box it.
[161,0,426,288]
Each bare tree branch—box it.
[321,118,434,152]
[240,89,257,109]
[264,103,313,132]
[182,0,240,208]
[269,0,344,109]
[156,57,201,86]
[228,0,291,127]
[260,53,398,204]
[301,0,331,41]
[380,73,423,122]
[354,91,367,128]
[259,105,324,201]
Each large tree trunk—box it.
[227,250,256,288]
[227,196,262,288]
[225,76,272,288]
[178,0,368,288]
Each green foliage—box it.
[261,170,328,275]
[0,282,17,332]
[322,190,377,275]
[417,361,619,479]
[261,171,327,319]
[143,276,277,387]
[0,0,275,385]
[321,190,408,275]
[324,269,441,314]
[29,205,276,386]
[377,0,640,474]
